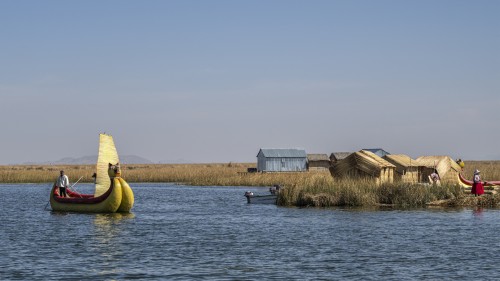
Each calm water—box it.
[1,183,499,280]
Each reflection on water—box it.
[94,212,136,224]
[92,213,136,249]
[91,213,136,278]
[1,183,500,280]
[473,207,484,218]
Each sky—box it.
[0,0,499,164]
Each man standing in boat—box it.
[56,170,70,197]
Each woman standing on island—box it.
[471,169,484,196]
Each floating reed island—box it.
[1,160,500,208]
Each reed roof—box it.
[334,150,395,176]
[383,154,419,168]
[307,154,329,161]
[416,156,462,176]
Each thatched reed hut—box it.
[415,156,462,185]
[332,150,395,185]
[307,154,330,171]
[383,154,419,183]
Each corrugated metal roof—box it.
[362,148,390,157]
[258,148,307,158]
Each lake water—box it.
[0,183,499,280]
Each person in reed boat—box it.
[56,170,70,197]
[471,169,484,196]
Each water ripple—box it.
[0,184,499,280]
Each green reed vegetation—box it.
[1,161,500,207]
[278,177,464,208]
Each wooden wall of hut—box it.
[395,168,420,183]
[383,154,420,184]
[308,161,331,171]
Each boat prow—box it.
[458,173,500,187]
[117,177,134,212]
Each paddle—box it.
[68,176,84,198]
[44,182,55,211]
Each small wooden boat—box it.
[49,134,134,213]
[244,185,281,204]
[244,192,277,204]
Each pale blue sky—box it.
[1,0,499,164]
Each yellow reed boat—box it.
[49,134,134,213]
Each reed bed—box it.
[460,161,500,181]
[0,163,314,186]
[279,178,464,208]
[1,161,500,207]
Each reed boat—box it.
[49,134,134,213]
[458,173,500,187]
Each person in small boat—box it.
[269,184,281,195]
[56,170,70,197]
[471,169,484,196]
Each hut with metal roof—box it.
[415,156,462,185]
[257,148,307,172]
[307,154,330,171]
[329,152,352,163]
[362,148,390,158]
[383,154,420,183]
[332,150,395,185]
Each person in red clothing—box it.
[471,169,484,196]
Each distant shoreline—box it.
[1,160,499,184]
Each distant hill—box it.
[23,155,154,165]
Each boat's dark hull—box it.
[50,179,122,213]
[245,194,277,204]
